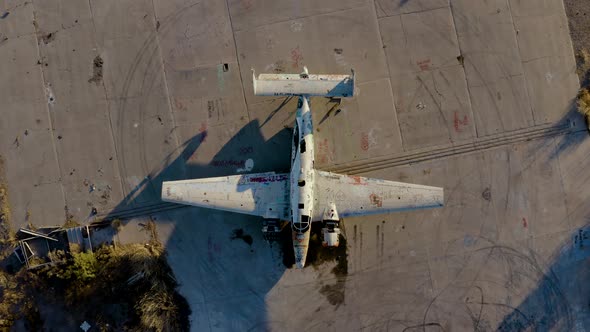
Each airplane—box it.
[161,67,444,268]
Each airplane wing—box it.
[313,170,443,220]
[162,172,290,219]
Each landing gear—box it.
[262,219,282,242]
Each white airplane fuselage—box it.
[161,68,444,270]
[290,95,315,268]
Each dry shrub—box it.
[0,242,189,331]
[136,288,182,332]
[111,219,122,232]
[0,270,43,329]
[578,49,590,67]
[114,243,165,281]
[0,162,14,246]
[62,218,80,229]
[578,88,590,117]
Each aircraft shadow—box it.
[496,224,590,331]
[95,119,298,330]
[546,102,587,161]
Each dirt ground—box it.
[564,0,590,86]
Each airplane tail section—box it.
[252,66,354,97]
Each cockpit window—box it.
[293,215,311,232]
[292,126,299,147]
[300,140,306,153]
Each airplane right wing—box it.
[313,170,443,220]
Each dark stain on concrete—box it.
[482,187,492,201]
[230,228,253,246]
[41,32,55,44]
[88,56,104,84]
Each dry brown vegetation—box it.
[0,269,44,330]
[575,49,590,129]
[576,48,590,75]
[0,156,14,247]
[0,243,190,331]
[62,217,81,229]
[578,87,590,117]
[0,171,188,331]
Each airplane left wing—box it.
[162,172,290,219]
[313,170,443,220]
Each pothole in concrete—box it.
[42,32,55,44]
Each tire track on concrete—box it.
[325,121,578,175]
[114,2,201,206]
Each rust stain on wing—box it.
[369,193,382,207]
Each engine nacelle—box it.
[321,203,341,247]
[261,219,281,242]
[322,221,341,247]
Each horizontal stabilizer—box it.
[253,68,354,97]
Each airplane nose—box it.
[294,246,307,268]
[295,257,306,269]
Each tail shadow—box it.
[497,224,590,331]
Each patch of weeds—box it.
[0,269,44,329]
[62,218,80,229]
[33,243,191,331]
[111,218,122,232]
[0,156,15,250]
[577,88,590,130]
[576,49,590,87]
[578,88,590,115]
[142,219,159,245]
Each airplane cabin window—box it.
[300,140,306,153]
